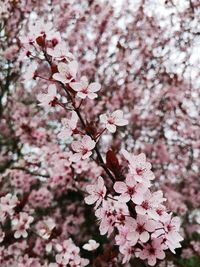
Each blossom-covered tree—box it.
[0,0,200,266]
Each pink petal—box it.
[107,124,116,133]
[88,82,101,92]
[70,82,83,92]
[118,193,130,203]
[88,92,97,99]
[140,231,149,243]
[84,195,98,205]
[48,84,57,95]
[113,182,127,193]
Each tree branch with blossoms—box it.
[2,1,200,266]
[12,19,183,266]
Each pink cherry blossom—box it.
[122,150,155,185]
[12,212,34,239]
[113,174,147,204]
[58,111,78,139]
[116,220,138,247]
[139,238,166,266]
[70,76,101,99]
[152,214,183,253]
[47,42,74,61]
[95,200,116,236]
[53,61,78,84]
[0,193,18,222]
[38,218,56,240]
[82,239,100,251]
[135,189,166,219]
[55,239,89,266]
[37,84,58,110]
[71,135,95,162]
[127,215,157,243]
[119,242,137,264]
[84,176,106,208]
[29,19,55,41]
[100,110,128,133]
[24,61,38,81]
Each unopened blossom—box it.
[139,238,166,266]
[37,84,58,110]
[82,239,100,251]
[71,135,95,162]
[100,110,128,133]
[12,212,34,239]
[84,176,106,208]
[113,174,147,204]
[58,111,78,139]
[47,42,74,61]
[70,76,101,99]
[53,61,78,83]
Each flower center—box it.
[107,117,115,124]
[148,247,156,255]
[136,224,145,234]
[141,200,149,210]
[136,167,145,176]
[49,97,58,107]
[81,87,88,93]
[127,186,136,195]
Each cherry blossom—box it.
[0,193,18,222]
[135,189,166,219]
[24,61,38,81]
[84,176,106,208]
[53,61,78,84]
[55,239,89,266]
[152,214,183,253]
[127,215,157,243]
[116,221,138,247]
[100,110,128,133]
[12,212,34,239]
[82,239,100,251]
[71,135,95,162]
[58,111,79,139]
[119,242,136,264]
[37,218,56,240]
[139,238,166,266]
[47,42,74,61]
[37,84,58,110]
[122,150,155,185]
[113,174,147,204]
[29,19,55,42]
[70,76,101,99]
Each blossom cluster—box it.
[85,153,183,265]
[15,18,184,266]
[6,0,200,263]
